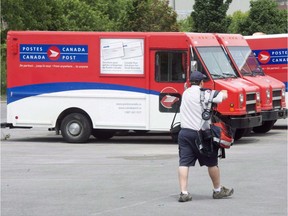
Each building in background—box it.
[169,0,287,20]
[275,0,288,10]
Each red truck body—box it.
[5,31,262,142]
[245,34,288,102]
[215,33,287,133]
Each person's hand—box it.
[221,90,228,100]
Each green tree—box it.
[120,0,179,32]
[1,0,62,30]
[239,0,287,35]
[191,0,232,33]
[1,0,55,42]
[0,43,6,95]
[178,16,194,32]
[1,0,115,33]
[82,0,128,30]
[57,0,114,31]
[227,11,249,33]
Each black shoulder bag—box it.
[197,89,233,158]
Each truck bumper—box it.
[261,108,287,121]
[227,115,262,129]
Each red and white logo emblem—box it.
[161,95,180,109]
[258,51,270,64]
[160,87,180,109]
[47,46,60,60]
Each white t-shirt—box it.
[180,85,224,131]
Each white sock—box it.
[181,191,188,194]
[213,187,221,192]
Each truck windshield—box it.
[197,47,237,79]
[227,46,265,76]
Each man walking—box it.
[178,71,233,202]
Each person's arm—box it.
[211,90,228,103]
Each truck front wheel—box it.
[60,113,92,143]
[233,128,252,141]
[253,120,276,133]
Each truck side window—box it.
[155,51,187,82]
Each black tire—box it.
[253,120,276,133]
[60,113,92,143]
[92,129,115,140]
[243,127,253,136]
[234,128,246,141]
[234,128,252,141]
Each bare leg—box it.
[178,166,189,192]
[208,166,220,189]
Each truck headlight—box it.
[282,88,285,98]
[256,92,261,106]
[239,93,244,108]
[266,89,271,103]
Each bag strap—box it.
[200,90,227,158]
[200,89,219,128]
[200,89,219,111]
[170,101,181,130]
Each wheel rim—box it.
[68,122,81,136]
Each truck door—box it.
[149,50,188,130]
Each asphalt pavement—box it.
[1,102,287,216]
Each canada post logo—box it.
[253,49,287,65]
[20,44,88,62]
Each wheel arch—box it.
[56,107,93,132]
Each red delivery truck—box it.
[3,31,262,142]
[215,33,287,133]
[245,34,288,102]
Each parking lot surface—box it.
[1,102,287,216]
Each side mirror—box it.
[191,61,197,72]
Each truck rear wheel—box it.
[253,120,276,133]
[60,113,92,143]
